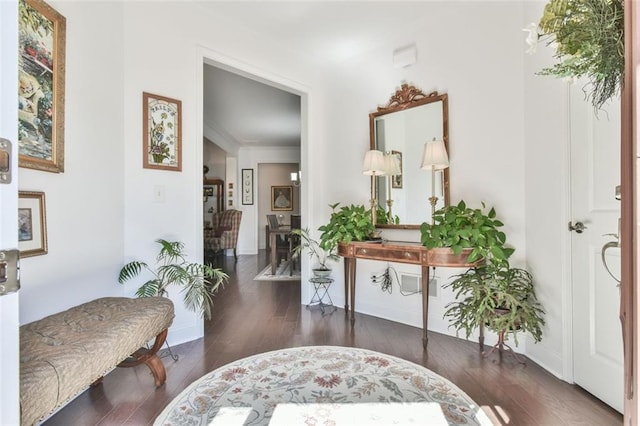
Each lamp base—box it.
[428,196,439,224]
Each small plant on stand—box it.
[444,264,545,352]
[291,228,339,277]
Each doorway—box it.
[198,50,306,275]
[258,163,301,250]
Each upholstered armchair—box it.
[204,209,242,262]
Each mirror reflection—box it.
[370,84,449,228]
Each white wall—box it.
[18,1,125,324]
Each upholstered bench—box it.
[19,296,174,426]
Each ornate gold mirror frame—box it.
[369,83,450,229]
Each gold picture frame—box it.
[18,191,48,257]
[271,185,293,211]
[143,92,182,171]
[18,0,66,173]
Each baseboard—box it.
[167,322,204,346]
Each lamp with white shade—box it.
[420,139,449,223]
[362,149,386,225]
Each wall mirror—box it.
[370,83,449,228]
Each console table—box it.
[337,240,480,348]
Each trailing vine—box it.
[527,0,624,109]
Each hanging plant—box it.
[525,0,624,109]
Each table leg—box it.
[270,232,277,275]
[421,265,429,348]
[343,257,350,313]
[349,257,356,325]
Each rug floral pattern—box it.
[155,346,491,425]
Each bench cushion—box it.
[20,296,174,426]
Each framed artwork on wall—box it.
[142,92,182,171]
[391,150,403,189]
[242,168,253,205]
[18,191,48,257]
[271,185,293,211]
[18,0,66,173]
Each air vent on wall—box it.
[400,273,437,297]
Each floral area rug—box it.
[155,346,492,426]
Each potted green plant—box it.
[443,263,545,345]
[524,0,624,110]
[420,200,514,267]
[291,227,340,277]
[118,239,229,320]
[318,203,376,252]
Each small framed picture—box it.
[271,185,293,211]
[242,169,253,205]
[391,150,403,189]
[18,191,48,257]
[142,92,182,171]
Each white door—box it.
[570,82,623,412]
[0,1,21,424]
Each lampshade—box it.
[362,150,386,175]
[384,152,401,176]
[420,140,449,170]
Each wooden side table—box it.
[338,241,481,348]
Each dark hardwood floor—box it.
[45,252,622,425]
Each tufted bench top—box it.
[20,296,174,426]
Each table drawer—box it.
[354,246,421,263]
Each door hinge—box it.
[0,138,12,183]
[0,249,20,295]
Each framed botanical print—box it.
[271,185,293,211]
[18,0,66,173]
[18,191,48,257]
[143,92,182,171]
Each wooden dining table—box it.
[269,225,291,274]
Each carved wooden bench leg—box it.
[117,328,169,387]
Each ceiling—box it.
[199,1,440,151]
[203,65,302,148]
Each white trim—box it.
[561,83,575,382]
